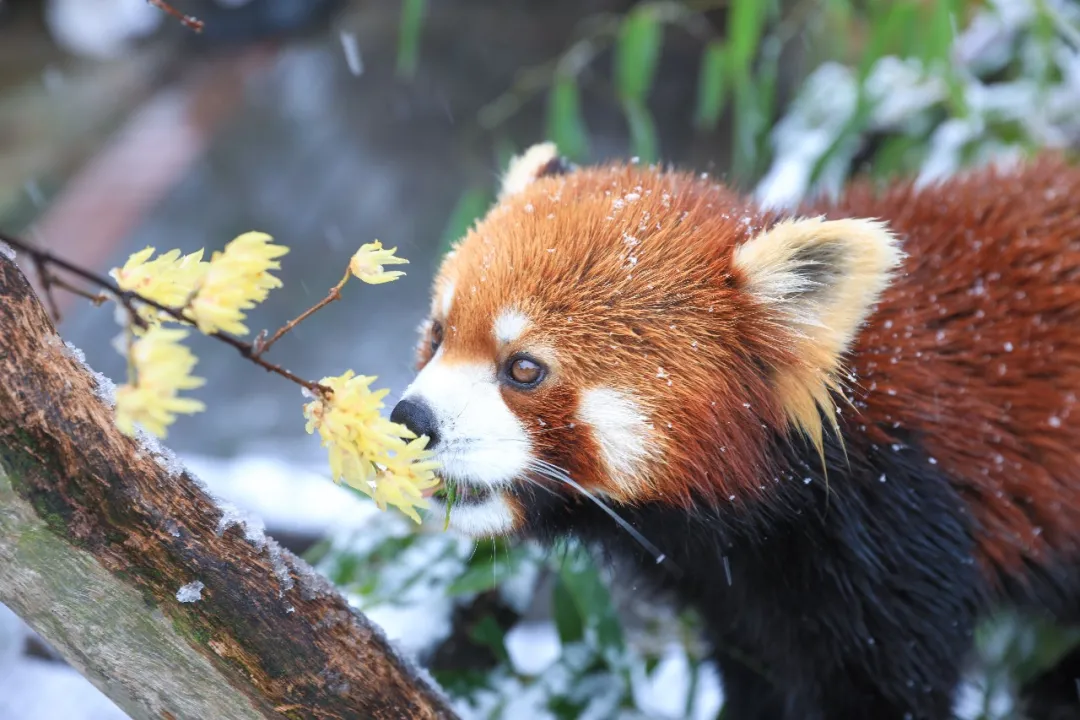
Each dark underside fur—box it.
[520,422,994,720]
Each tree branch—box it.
[0,232,331,396]
[0,252,457,719]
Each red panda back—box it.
[810,154,1080,579]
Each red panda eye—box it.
[506,356,545,387]
[430,321,444,353]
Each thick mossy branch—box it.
[0,253,457,720]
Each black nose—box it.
[389,398,440,448]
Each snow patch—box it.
[265,538,295,594]
[215,501,267,549]
[182,452,380,536]
[505,621,561,675]
[176,581,205,603]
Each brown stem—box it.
[0,232,331,396]
[147,0,205,33]
[48,276,109,306]
[31,255,62,324]
[253,271,350,357]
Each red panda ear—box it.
[498,143,575,200]
[733,217,904,449]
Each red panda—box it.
[389,143,1080,719]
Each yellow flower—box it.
[349,241,408,285]
[303,371,439,522]
[371,436,441,523]
[110,246,209,329]
[115,327,206,438]
[186,232,289,336]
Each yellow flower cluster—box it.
[114,327,206,438]
[303,371,439,523]
[110,247,208,330]
[186,232,290,336]
[103,230,433,524]
[110,233,288,439]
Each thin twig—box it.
[147,0,204,33]
[253,271,350,357]
[0,232,330,396]
[48,276,109,306]
[31,255,62,324]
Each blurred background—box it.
[0,0,1078,717]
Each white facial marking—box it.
[494,308,530,346]
[439,281,455,318]
[441,494,516,536]
[400,355,531,488]
[577,387,654,492]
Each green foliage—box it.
[613,6,664,163]
[621,99,659,165]
[778,0,1079,204]
[396,0,427,78]
[546,75,590,163]
[694,41,727,131]
[313,506,718,719]
[726,0,772,77]
[446,538,530,597]
[614,6,664,105]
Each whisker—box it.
[525,460,679,576]
[519,475,560,498]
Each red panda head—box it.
[392,143,903,538]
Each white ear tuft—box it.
[733,216,904,446]
[498,143,574,200]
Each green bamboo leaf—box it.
[623,98,658,164]
[556,545,624,652]
[546,74,590,162]
[730,75,762,184]
[870,134,924,181]
[396,0,427,78]
[923,0,957,65]
[468,615,512,665]
[858,1,910,81]
[552,574,584,644]
[614,5,664,103]
[694,41,728,130]
[728,0,769,74]
[754,36,782,149]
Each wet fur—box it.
[417,151,1080,719]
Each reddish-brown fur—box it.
[422,153,1080,585]
[408,149,1080,718]
[420,171,798,511]
[813,155,1080,579]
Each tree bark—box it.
[0,251,458,720]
